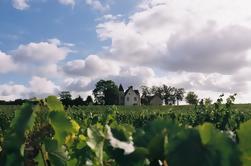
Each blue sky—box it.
[1,0,251,103]
[0,0,134,52]
[0,0,135,83]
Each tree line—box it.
[91,80,201,106]
[0,79,202,106]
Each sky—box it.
[1,0,251,103]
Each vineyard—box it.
[0,95,251,166]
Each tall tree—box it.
[174,88,185,105]
[59,91,72,100]
[59,91,72,107]
[185,91,199,105]
[162,85,175,105]
[151,86,163,98]
[85,95,94,105]
[141,85,151,105]
[93,80,119,105]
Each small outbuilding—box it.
[149,95,162,105]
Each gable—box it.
[125,88,136,97]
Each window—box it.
[127,97,129,101]
[134,97,137,101]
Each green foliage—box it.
[186,91,199,105]
[44,139,68,166]
[1,102,36,165]
[198,123,241,166]
[59,91,73,108]
[49,111,73,145]
[93,80,119,105]
[0,97,78,166]
[141,85,186,105]
[238,119,251,166]
[46,96,64,112]
[0,95,251,166]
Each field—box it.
[0,96,251,166]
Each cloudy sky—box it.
[1,0,251,103]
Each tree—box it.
[141,86,151,105]
[162,85,175,105]
[205,98,213,105]
[174,88,185,105]
[85,96,93,105]
[151,86,163,98]
[185,91,199,105]
[73,96,84,106]
[93,80,119,105]
[104,88,119,105]
[59,91,72,107]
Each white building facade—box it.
[124,86,141,106]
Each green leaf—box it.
[166,129,208,166]
[67,159,77,166]
[10,102,35,131]
[1,102,35,165]
[34,151,45,166]
[46,96,64,112]
[44,139,68,166]
[110,124,135,142]
[49,111,73,145]
[238,119,251,166]
[198,123,215,145]
[198,123,241,166]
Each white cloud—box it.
[12,0,29,10]
[0,51,16,73]
[57,0,75,7]
[7,39,72,79]
[0,84,28,100]
[165,25,251,73]
[85,0,110,12]
[36,64,61,78]
[63,54,120,78]
[0,77,60,100]
[48,38,61,46]
[97,1,251,74]
[62,77,92,92]
[29,76,59,98]
[12,39,72,64]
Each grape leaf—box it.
[49,111,73,145]
[46,96,64,112]
[237,119,251,166]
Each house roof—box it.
[144,95,161,101]
[125,86,140,96]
